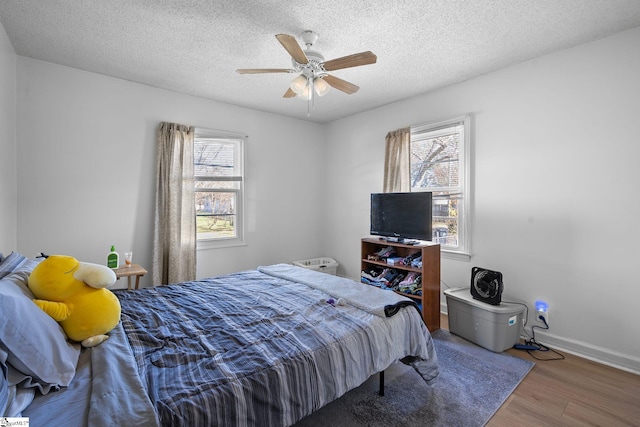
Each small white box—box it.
[445,287,524,352]
[292,257,339,275]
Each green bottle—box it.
[107,245,119,268]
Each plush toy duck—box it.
[28,254,121,347]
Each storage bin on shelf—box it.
[292,257,339,275]
[444,287,525,352]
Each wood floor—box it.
[439,314,640,426]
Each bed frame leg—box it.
[379,370,385,396]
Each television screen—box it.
[370,192,433,242]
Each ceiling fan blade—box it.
[283,88,296,98]
[275,34,308,64]
[322,74,359,94]
[236,68,294,74]
[323,51,377,71]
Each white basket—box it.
[292,257,339,275]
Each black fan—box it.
[470,267,503,305]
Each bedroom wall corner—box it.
[0,19,17,251]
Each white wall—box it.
[16,58,326,284]
[323,27,640,372]
[0,21,16,251]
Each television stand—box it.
[361,237,440,331]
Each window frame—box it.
[194,128,246,250]
[410,115,471,258]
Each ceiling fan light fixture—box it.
[314,77,330,96]
[290,75,307,95]
[299,83,312,100]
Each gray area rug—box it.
[294,329,534,427]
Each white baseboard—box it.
[440,303,640,375]
[525,329,640,375]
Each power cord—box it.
[519,314,565,361]
[500,300,565,360]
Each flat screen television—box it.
[370,192,433,242]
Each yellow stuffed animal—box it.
[28,254,121,347]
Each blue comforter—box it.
[25,265,438,426]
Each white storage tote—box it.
[292,257,339,275]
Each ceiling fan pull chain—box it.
[307,76,313,116]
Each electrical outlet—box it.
[536,309,549,324]
[535,300,549,325]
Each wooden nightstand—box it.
[113,264,148,290]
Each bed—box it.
[0,253,439,426]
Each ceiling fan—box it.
[236,31,377,114]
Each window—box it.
[410,116,470,255]
[194,129,245,247]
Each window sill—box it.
[441,249,471,262]
[197,239,247,250]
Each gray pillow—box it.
[0,252,27,279]
[0,258,81,394]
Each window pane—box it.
[432,192,461,246]
[195,191,236,239]
[411,128,460,189]
[194,139,239,177]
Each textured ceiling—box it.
[1,1,640,123]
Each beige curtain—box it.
[152,122,196,285]
[383,127,411,192]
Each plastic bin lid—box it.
[444,287,524,314]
